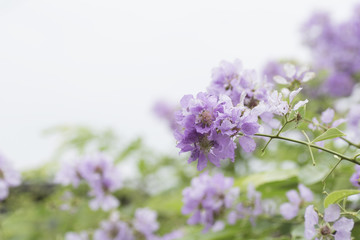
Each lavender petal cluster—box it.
[175,60,311,170]
[0,153,21,200]
[309,108,346,131]
[175,92,259,170]
[55,154,122,211]
[302,6,360,96]
[304,204,354,240]
[280,184,313,220]
[182,172,239,232]
[227,184,263,225]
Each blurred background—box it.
[0,0,359,169]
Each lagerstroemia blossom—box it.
[302,6,360,97]
[227,184,263,225]
[304,204,354,240]
[0,153,21,200]
[55,154,122,211]
[182,172,239,232]
[280,184,313,220]
[175,60,310,170]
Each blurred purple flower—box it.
[0,153,21,200]
[182,172,239,232]
[55,154,122,211]
[227,184,262,225]
[94,219,134,240]
[280,184,313,220]
[304,204,354,240]
[302,6,360,97]
[133,208,159,237]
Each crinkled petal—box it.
[284,63,296,78]
[289,88,303,103]
[239,136,256,153]
[304,205,318,240]
[298,184,313,202]
[333,217,354,232]
[324,204,341,222]
[321,108,335,124]
[273,76,289,84]
[197,154,208,171]
[286,190,301,205]
[302,72,315,82]
[280,203,299,220]
[293,99,308,110]
[334,230,352,240]
[241,122,260,135]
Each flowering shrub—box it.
[1,4,360,240]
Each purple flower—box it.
[0,153,21,200]
[273,63,315,86]
[280,184,313,220]
[350,165,360,188]
[324,73,355,97]
[304,204,354,240]
[94,218,134,240]
[302,7,360,97]
[55,154,122,211]
[133,208,159,237]
[309,108,346,131]
[175,93,243,170]
[262,60,285,83]
[227,185,262,225]
[153,100,180,131]
[182,172,239,232]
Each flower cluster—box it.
[66,210,183,240]
[302,6,360,96]
[309,108,346,131]
[55,154,122,211]
[227,185,263,225]
[182,172,264,232]
[304,204,354,240]
[0,153,21,200]
[182,172,240,232]
[175,60,310,170]
[280,184,313,220]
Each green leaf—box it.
[298,164,330,185]
[324,189,360,208]
[234,169,298,189]
[312,128,345,143]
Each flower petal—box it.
[324,204,341,222]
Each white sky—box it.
[0,0,358,169]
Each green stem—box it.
[322,158,342,183]
[254,133,360,165]
[261,118,294,153]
